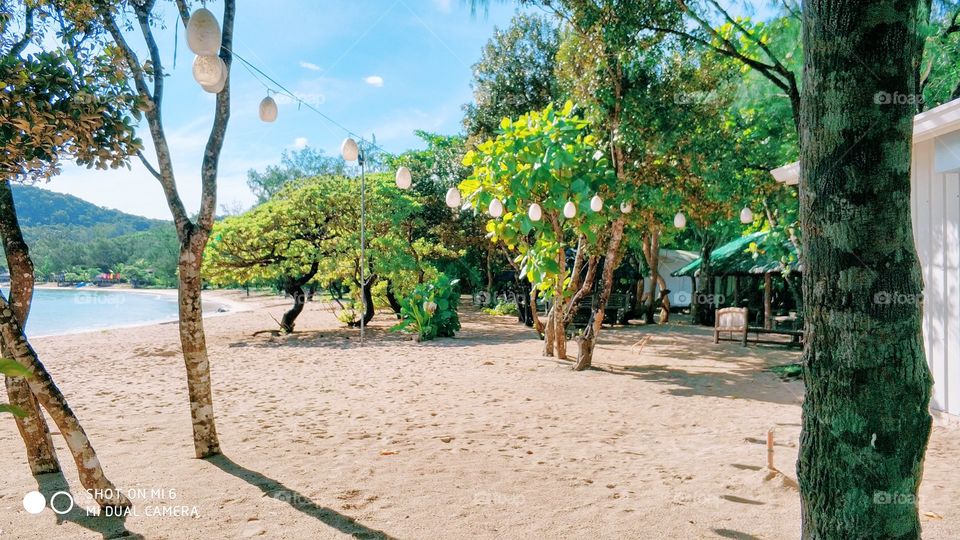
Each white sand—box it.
[1,291,957,539]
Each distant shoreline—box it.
[21,286,251,338]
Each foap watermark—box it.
[674,291,725,307]
[267,489,313,508]
[873,291,922,306]
[74,292,126,306]
[874,91,922,106]
[472,490,526,507]
[873,491,918,505]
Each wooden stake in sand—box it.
[766,429,775,470]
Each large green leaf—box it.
[0,359,31,378]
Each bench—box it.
[714,307,748,346]
[747,327,804,348]
[570,292,633,329]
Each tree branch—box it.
[137,151,161,180]
[8,5,35,57]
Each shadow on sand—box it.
[35,472,142,539]
[205,455,394,539]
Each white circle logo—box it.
[23,491,46,514]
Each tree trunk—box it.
[644,229,661,324]
[0,292,129,508]
[385,280,403,319]
[177,231,221,458]
[692,236,715,326]
[0,179,60,475]
[529,287,544,336]
[279,264,319,332]
[359,274,376,326]
[542,304,555,356]
[798,1,932,537]
[574,218,625,371]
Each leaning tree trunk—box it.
[0,179,60,475]
[574,218,625,371]
[279,263,319,332]
[385,280,403,319]
[798,1,932,537]
[0,292,129,508]
[178,231,220,458]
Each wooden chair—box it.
[714,307,748,346]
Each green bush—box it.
[482,301,519,316]
[391,274,461,341]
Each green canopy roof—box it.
[671,231,800,278]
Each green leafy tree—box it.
[246,146,346,203]
[463,13,562,141]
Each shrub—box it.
[482,301,519,316]
[391,274,461,341]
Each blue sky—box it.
[44,0,775,220]
[45,0,526,219]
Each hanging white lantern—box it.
[528,203,542,222]
[395,167,412,190]
[258,96,278,123]
[740,206,754,224]
[563,201,577,219]
[187,8,222,56]
[192,55,222,86]
[489,198,504,218]
[620,201,633,214]
[590,194,603,212]
[674,211,687,229]
[445,187,461,208]
[200,58,227,94]
[340,137,359,161]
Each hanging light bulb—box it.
[186,8,221,56]
[620,201,633,214]
[489,198,504,218]
[257,96,278,123]
[395,167,412,190]
[740,206,754,224]
[340,137,359,161]
[445,187,461,208]
[200,58,227,94]
[528,203,542,222]
[673,211,687,229]
[590,194,603,212]
[563,201,577,219]
[192,55,222,86]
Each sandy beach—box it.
[1,292,957,539]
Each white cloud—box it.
[299,61,321,71]
[433,0,452,13]
[364,75,384,88]
[293,137,309,150]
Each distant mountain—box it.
[4,186,178,286]
[11,184,165,231]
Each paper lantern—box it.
[187,8,222,56]
[590,194,603,212]
[620,201,633,214]
[340,137,359,161]
[192,55,222,86]
[563,201,577,219]
[740,207,754,224]
[200,58,227,94]
[528,203,542,222]
[395,167,412,190]
[489,198,504,218]
[258,96,278,123]
[445,187,461,208]
[673,211,687,229]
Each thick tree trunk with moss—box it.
[691,236,715,326]
[574,218,625,371]
[0,179,60,475]
[797,1,932,537]
[643,229,661,324]
[0,292,129,508]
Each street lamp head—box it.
[341,138,360,162]
[489,198,504,218]
[740,206,754,224]
[528,203,543,222]
[590,194,603,212]
[563,200,577,219]
[445,187,461,208]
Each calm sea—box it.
[0,287,222,337]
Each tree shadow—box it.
[205,455,394,539]
[713,528,762,539]
[35,472,142,539]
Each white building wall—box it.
[912,139,960,415]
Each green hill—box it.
[4,186,178,286]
